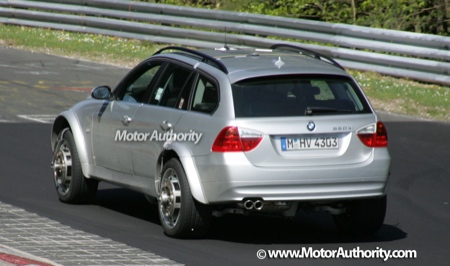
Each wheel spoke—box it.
[159,168,182,229]
[52,141,72,195]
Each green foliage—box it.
[138,0,238,9]
[138,0,449,36]
[355,0,449,34]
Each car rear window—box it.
[232,75,372,117]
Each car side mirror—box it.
[91,86,112,100]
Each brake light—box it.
[357,122,388,147]
[212,126,263,152]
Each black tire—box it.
[333,196,387,236]
[52,129,98,204]
[158,158,211,238]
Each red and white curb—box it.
[0,245,60,266]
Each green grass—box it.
[1,24,449,122]
[0,25,162,66]
[351,70,449,121]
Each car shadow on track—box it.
[93,186,161,225]
[93,187,407,245]
[206,213,406,244]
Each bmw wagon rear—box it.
[194,54,391,236]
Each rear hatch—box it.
[231,74,378,167]
[235,115,376,167]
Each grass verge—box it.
[1,24,448,122]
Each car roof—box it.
[204,48,350,83]
[153,46,351,84]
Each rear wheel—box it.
[333,196,386,236]
[158,158,211,238]
[52,129,98,204]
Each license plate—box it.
[281,136,339,151]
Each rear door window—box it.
[148,63,194,108]
[232,75,371,117]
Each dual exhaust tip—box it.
[243,199,264,211]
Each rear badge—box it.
[307,121,316,131]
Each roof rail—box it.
[153,46,229,74]
[270,44,345,70]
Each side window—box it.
[116,62,162,103]
[329,81,364,111]
[191,75,218,114]
[309,80,357,111]
[149,64,193,108]
[174,74,195,110]
[311,80,335,100]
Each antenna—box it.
[223,27,229,50]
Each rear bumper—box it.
[192,149,390,203]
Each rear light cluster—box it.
[357,121,388,147]
[212,126,263,152]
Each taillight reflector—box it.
[357,122,388,147]
[212,126,263,152]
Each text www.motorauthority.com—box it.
[256,247,417,261]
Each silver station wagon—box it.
[51,44,391,238]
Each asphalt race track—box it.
[0,47,449,265]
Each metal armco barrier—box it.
[0,0,449,85]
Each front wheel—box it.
[333,196,387,236]
[158,158,211,238]
[52,129,98,204]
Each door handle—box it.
[122,115,132,125]
[160,120,173,131]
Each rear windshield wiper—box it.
[305,106,353,116]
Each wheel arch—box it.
[51,112,92,178]
[156,143,208,204]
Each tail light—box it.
[212,126,263,152]
[357,122,388,147]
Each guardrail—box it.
[1,0,449,85]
